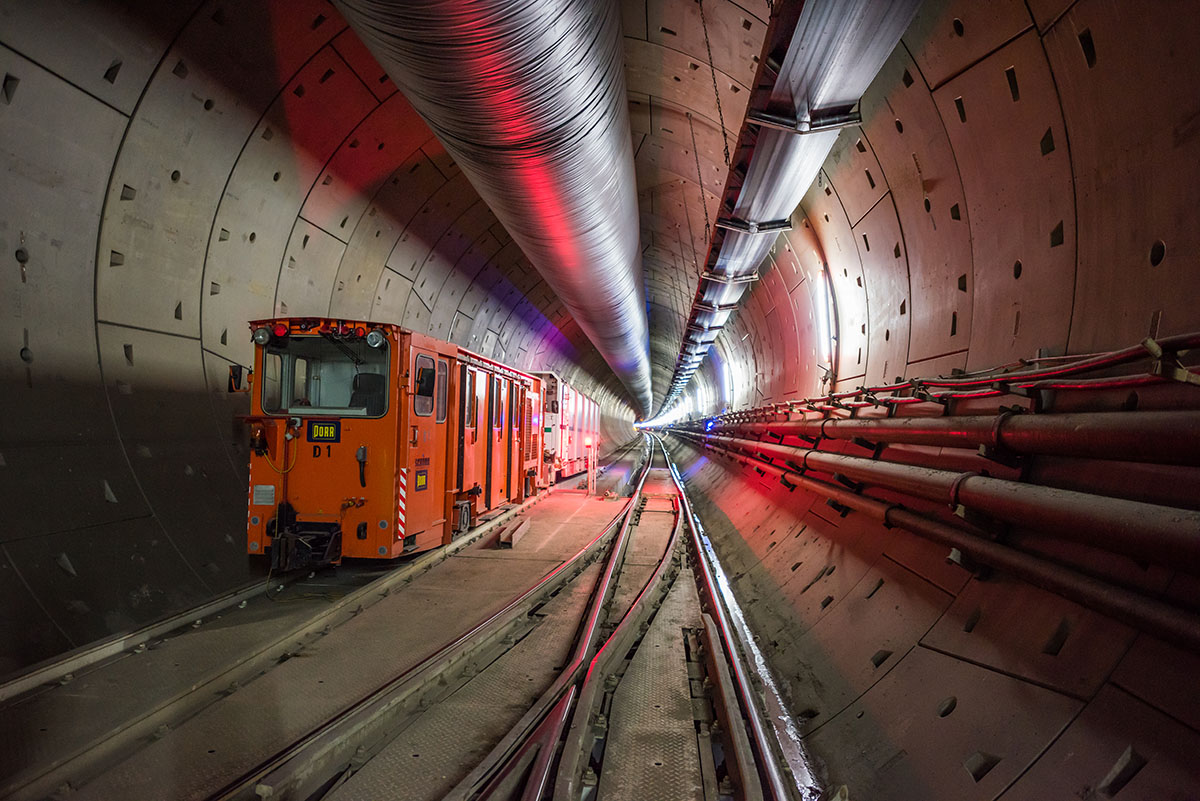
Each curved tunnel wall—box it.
[0,0,636,673]
[682,0,1200,420]
[666,0,1200,795]
[2,0,1199,793]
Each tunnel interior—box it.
[2,0,1199,797]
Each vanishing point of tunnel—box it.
[2,0,1199,799]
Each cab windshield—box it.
[260,334,389,417]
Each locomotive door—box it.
[486,375,510,509]
[509,384,524,501]
[406,348,449,550]
[458,365,488,512]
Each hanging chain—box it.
[698,0,731,168]
[687,112,711,253]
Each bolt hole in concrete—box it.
[894,118,903,133]
[203,98,213,110]
[1013,259,1022,278]
[1150,239,1165,265]
[15,247,28,263]
[249,232,257,243]
[952,17,964,36]
[937,696,957,717]
[170,169,180,182]
[207,749,215,754]
[19,347,32,363]
[273,171,280,182]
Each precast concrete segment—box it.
[333,0,654,414]
[64,493,619,801]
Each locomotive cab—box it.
[244,319,455,571]
[244,317,540,571]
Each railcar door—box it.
[405,345,449,551]
[458,364,487,514]
[487,375,509,509]
[510,384,524,501]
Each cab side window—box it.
[435,360,448,423]
[492,377,504,429]
[262,352,282,412]
[414,354,435,417]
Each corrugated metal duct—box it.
[333,0,653,415]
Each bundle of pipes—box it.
[710,331,1200,415]
[670,396,1200,654]
[674,431,1200,654]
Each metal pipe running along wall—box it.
[334,0,653,415]
[681,430,1200,574]
[687,437,1200,655]
[714,409,1200,466]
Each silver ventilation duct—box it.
[333,0,653,415]
[658,0,922,414]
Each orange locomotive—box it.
[242,318,547,571]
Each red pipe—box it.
[715,410,1200,466]
[681,435,1200,654]
[687,431,1200,574]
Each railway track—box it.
[227,437,800,801]
[0,446,644,801]
[5,436,804,801]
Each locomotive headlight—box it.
[366,328,386,348]
[252,326,272,345]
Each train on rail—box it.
[240,317,599,570]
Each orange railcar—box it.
[243,318,542,570]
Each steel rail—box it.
[685,435,1200,655]
[683,430,1200,573]
[552,442,689,799]
[661,435,797,801]
[2,489,556,801]
[713,409,1200,466]
[438,435,656,801]
[209,473,644,801]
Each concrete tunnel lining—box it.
[2,0,1200,797]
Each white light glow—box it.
[815,270,833,366]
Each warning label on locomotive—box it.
[252,484,276,506]
[307,420,341,443]
[415,470,428,491]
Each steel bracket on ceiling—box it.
[700,270,760,285]
[695,302,739,314]
[715,217,792,235]
[747,106,863,135]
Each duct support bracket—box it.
[695,301,740,314]
[714,217,792,235]
[747,106,863,135]
[700,270,760,285]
